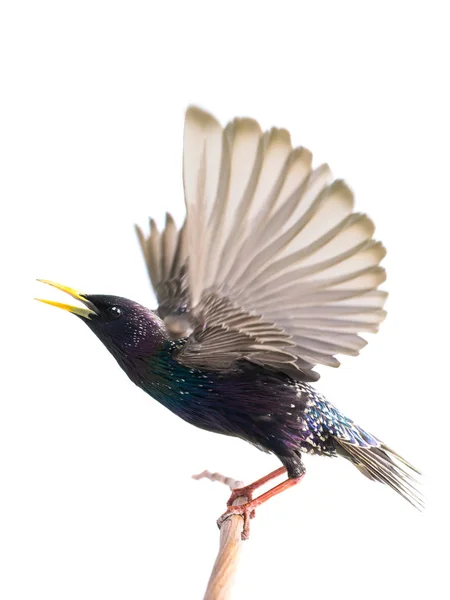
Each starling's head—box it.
[36,280,169,362]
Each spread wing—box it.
[139,107,387,380]
[135,214,191,338]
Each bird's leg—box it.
[218,473,304,540]
[226,466,287,506]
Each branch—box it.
[192,470,246,600]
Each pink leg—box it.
[226,466,287,506]
[218,473,305,540]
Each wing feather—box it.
[140,107,388,380]
[135,214,190,337]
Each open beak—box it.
[35,279,98,320]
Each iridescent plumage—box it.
[39,107,422,535]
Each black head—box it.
[36,280,169,363]
[83,294,168,357]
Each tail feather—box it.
[306,392,423,509]
[337,437,424,510]
[382,442,422,474]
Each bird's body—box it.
[118,333,334,476]
[128,341,379,479]
[73,293,419,503]
[38,106,422,533]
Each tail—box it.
[335,431,423,509]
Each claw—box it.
[226,486,253,507]
[218,472,304,540]
[217,503,254,540]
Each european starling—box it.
[37,106,422,538]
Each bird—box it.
[37,106,422,538]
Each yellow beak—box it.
[35,279,98,319]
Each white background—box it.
[1,1,448,598]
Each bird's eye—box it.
[107,306,122,319]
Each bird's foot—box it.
[217,501,256,540]
[218,472,305,540]
[226,485,255,512]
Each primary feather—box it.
[138,106,387,381]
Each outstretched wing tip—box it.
[135,210,189,336]
[134,221,143,237]
[165,211,174,224]
[141,106,390,378]
[179,107,389,376]
[185,105,221,130]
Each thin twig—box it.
[192,470,246,600]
